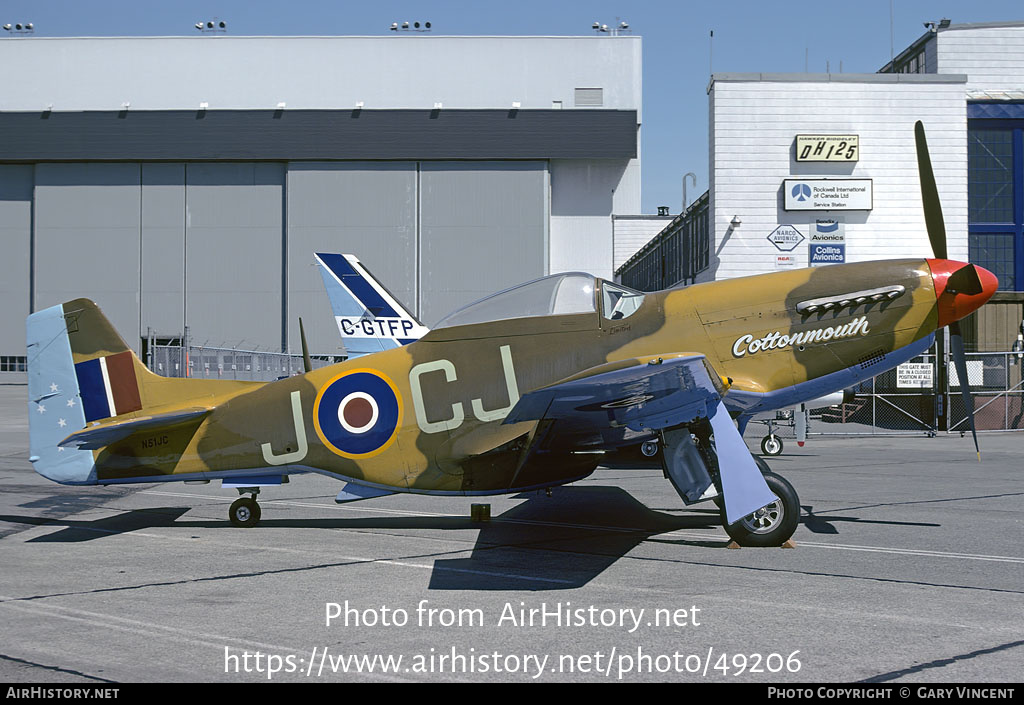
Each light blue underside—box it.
[26,304,96,484]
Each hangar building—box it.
[0,35,642,375]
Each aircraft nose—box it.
[927,259,999,328]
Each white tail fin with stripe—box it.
[314,253,429,358]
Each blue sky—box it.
[4,1,1020,213]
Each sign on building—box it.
[767,225,805,252]
[784,179,873,211]
[796,135,859,162]
[809,217,846,266]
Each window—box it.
[602,282,645,320]
[969,129,1014,223]
[435,273,597,329]
[0,356,27,372]
[967,122,1020,292]
[969,233,1015,291]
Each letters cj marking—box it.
[409,345,520,433]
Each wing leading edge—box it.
[505,354,778,524]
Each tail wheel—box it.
[760,434,783,456]
[722,472,799,547]
[229,497,261,528]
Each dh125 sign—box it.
[796,135,859,162]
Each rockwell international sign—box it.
[784,179,873,211]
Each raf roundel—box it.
[314,370,402,458]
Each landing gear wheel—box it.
[229,497,261,528]
[760,434,783,456]
[721,472,799,547]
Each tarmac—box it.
[0,383,1021,683]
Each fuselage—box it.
[87,258,995,494]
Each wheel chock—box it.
[471,503,491,522]
[726,541,741,549]
[781,539,797,549]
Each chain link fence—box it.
[147,343,340,382]
[806,346,1024,436]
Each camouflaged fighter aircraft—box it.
[25,122,997,547]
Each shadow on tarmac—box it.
[0,484,944,590]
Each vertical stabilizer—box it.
[315,253,429,358]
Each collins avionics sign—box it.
[784,179,872,211]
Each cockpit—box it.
[434,272,645,329]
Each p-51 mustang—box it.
[26,123,996,546]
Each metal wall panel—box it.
[0,166,32,356]
[286,162,417,355]
[33,163,141,351]
[142,164,185,337]
[185,163,284,351]
[420,162,547,326]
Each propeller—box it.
[915,120,980,459]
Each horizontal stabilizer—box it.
[335,483,395,504]
[59,407,211,450]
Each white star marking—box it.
[49,383,59,393]
[67,399,76,408]
[37,404,45,414]
[58,418,67,428]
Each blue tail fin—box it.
[26,303,97,485]
[315,253,429,358]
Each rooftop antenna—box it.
[889,0,895,63]
[709,29,714,76]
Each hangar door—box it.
[0,166,32,371]
[34,164,142,351]
[286,163,417,356]
[420,162,547,326]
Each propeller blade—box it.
[946,263,985,296]
[949,321,980,460]
[299,317,313,374]
[915,120,948,260]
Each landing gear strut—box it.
[229,490,262,528]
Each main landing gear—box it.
[659,426,799,547]
[229,489,262,528]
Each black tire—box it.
[760,434,783,456]
[229,497,261,528]
[722,472,799,547]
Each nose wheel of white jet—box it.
[659,424,799,547]
[229,490,262,528]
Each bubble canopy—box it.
[435,272,599,329]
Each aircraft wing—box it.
[504,353,778,525]
[504,353,724,433]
